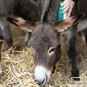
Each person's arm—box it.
[62,0,79,17]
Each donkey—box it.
[6,0,87,85]
[6,15,81,85]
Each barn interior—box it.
[0,0,87,86]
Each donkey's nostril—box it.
[35,78,45,85]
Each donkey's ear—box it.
[6,17,36,32]
[54,13,86,33]
[54,17,77,32]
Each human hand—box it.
[62,0,75,17]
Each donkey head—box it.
[6,16,78,85]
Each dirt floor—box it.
[0,25,87,87]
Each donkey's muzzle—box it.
[34,66,51,85]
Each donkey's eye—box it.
[49,48,56,53]
[48,47,56,55]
